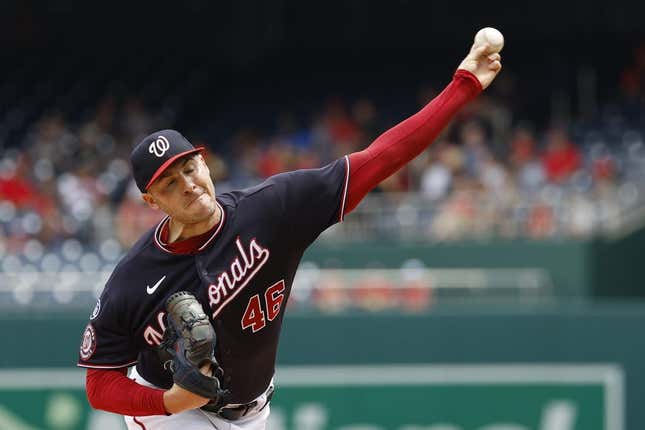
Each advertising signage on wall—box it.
[0,365,623,430]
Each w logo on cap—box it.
[132,129,201,192]
[149,136,171,157]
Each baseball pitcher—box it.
[77,37,502,429]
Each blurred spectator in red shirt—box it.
[510,126,537,166]
[541,127,581,183]
[0,167,37,209]
[320,96,362,159]
[0,154,47,211]
[257,142,288,178]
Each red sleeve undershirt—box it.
[84,70,481,418]
[345,69,481,215]
[86,368,167,416]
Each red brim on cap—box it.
[144,147,205,190]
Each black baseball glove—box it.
[158,291,228,407]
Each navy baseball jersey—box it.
[78,156,349,403]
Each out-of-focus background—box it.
[0,1,644,429]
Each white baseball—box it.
[474,27,504,52]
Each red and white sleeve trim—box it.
[338,155,350,222]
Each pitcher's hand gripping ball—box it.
[474,27,504,53]
[158,292,228,406]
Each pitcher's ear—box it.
[142,193,160,211]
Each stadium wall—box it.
[307,227,645,299]
[305,240,592,297]
[0,306,644,428]
[592,226,645,298]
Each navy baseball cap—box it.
[130,129,204,192]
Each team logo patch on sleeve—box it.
[90,299,101,320]
[80,324,97,360]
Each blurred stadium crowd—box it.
[1,45,645,275]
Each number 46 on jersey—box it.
[241,280,286,333]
